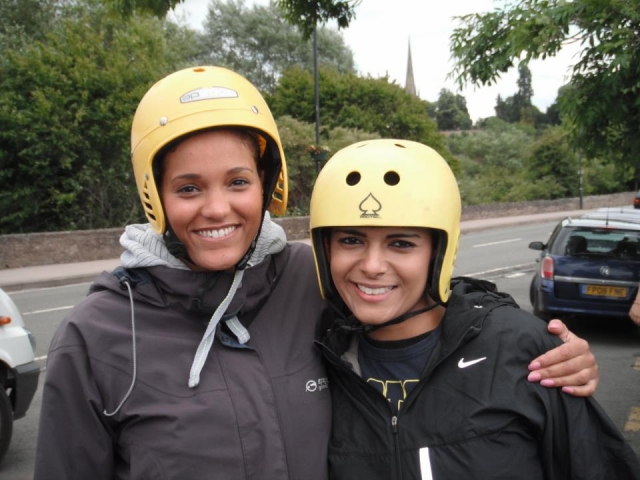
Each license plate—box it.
[584,285,628,298]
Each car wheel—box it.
[0,387,13,465]
[529,277,552,322]
[529,276,537,306]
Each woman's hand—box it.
[527,319,598,397]
[629,300,640,326]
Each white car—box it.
[0,287,39,464]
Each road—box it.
[2,220,639,478]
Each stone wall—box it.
[0,191,634,269]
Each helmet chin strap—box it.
[337,301,441,335]
[164,227,189,259]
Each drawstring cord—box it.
[225,316,251,344]
[188,269,246,388]
[104,279,138,417]
[102,272,253,416]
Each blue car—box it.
[529,217,640,322]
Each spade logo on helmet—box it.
[359,193,382,218]
[180,87,239,104]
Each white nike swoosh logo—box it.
[458,357,487,368]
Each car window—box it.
[554,227,640,259]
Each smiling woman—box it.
[311,139,640,480]
[159,129,265,271]
[328,227,436,340]
[33,66,334,480]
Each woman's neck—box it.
[367,304,446,341]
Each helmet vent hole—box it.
[346,171,361,186]
[384,171,400,186]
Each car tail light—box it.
[541,256,554,279]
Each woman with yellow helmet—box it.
[34,66,330,480]
[310,139,640,479]
[35,66,599,479]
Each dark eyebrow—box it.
[386,232,421,239]
[228,166,255,174]
[170,173,201,182]
[169,166,254,182]
[333,228,421,239]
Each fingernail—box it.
[528,361,541,371]
[540,379,554,387]
[527,372,541,382]
[562,386,574,394]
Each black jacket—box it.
[317,277,640,480]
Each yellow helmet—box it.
[310,139,461,305]
[131,66,288,234]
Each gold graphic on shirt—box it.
[367,378,419,411]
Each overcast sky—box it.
[171,0,581,122]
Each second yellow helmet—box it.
[310,139,461,304]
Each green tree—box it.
[516,63,533,105]
[102,0,360,40]
[103,0,183,17]
[494,94,518,124]
[274,0,358,39]
[447,118,537,204]
[435,89,472,131]
[583,157,629,195]
[196,0,355,94]
[0,1,195,233]
[493,65,541,127]
[525,126,577,198]
[544,97,562,127]
[269,66,454,168]
[449,0,640,173]
[0,0,59,40]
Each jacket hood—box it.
[90,212,288,409]
[119,211,286,270]
[92,211,287,308]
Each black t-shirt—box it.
[358,327,440,414]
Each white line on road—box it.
[505,272,527,279]
[23,305,73,316]
[463,263,535,278]
[473,238,522,248]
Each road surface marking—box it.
[23,305,73,315]
[473,238,521,248]
[624,406,640,432]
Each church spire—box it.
[405,38,417,97]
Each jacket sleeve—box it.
[533,334,640,479]
[34,315,116,480]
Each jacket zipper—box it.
[391,415,404,479]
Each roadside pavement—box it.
[0,209,591,292]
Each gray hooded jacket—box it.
[34,215,331,479]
